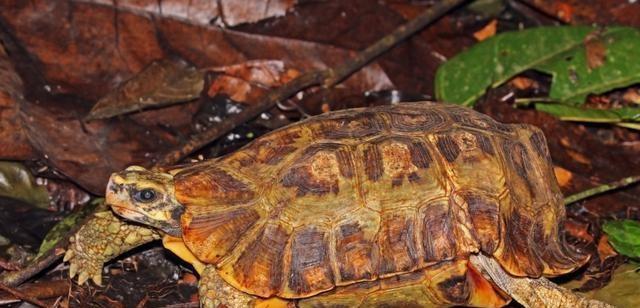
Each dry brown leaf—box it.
[87,58,203,120]
[208,60,301,103]
[473,19,497,41]
[554,166,574,188]
[0,44,34,159]
[585,30,607,71]
[82,0,296,27]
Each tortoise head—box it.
[106,166,184,237]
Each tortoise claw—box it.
[63,249,74,262]
[69,263,78,279]
[78,272,89,285]
[92,272,103,286]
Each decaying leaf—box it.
[0,44,33,160]
[86,58,203,120]
[0,162,49,209]
[86,0,296,27]
[584,29,607,70]
[208,60,300,103]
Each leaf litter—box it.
[0,0,639,306]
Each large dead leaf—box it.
[0,44,33,159]
[0,0,393,193]
[0,1,391,102]
[85,0,296,27]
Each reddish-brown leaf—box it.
[0,44,33,159]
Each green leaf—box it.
[537,27,640,104]
[35,199,104,259]
[0,161,49,209]
[603,219,640,258]
[534,104,640,130]
[435,26,640,106]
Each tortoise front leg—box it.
[199,265,255,308]
[64,211,160,285]
[199,265,293,308]
[469,254,613,308]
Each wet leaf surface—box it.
[87,58,204,120]
[603,220,640,258]
[0,162,49,209]
[0,44,33,160]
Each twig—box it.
[157,0,468,166]
[564,175,640,205]
[0,283,49,308]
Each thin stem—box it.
[564,175,640,205]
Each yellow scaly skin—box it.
[64,210,160,286]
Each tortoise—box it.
[64,102,611,307]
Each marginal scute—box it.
[460,191,500,254]
[175,167,255,206]
[419,199,456,262]
[335,218,379,284]
[182,207,261,264]
[378,211,419,275]
[287,227,334,296]
[229,223,289,297]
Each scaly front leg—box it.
[64,210,160,285]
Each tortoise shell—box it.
[169,102,587,301]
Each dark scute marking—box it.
[409,141,432,169]
[503,141,535,196]
[364,145,383,182]
[463,193,500,254]
[420,201,456,262]
[501,208,543,277]
[187,208,260,261]
[289,228,334,294]
[233,224,289,294]
[260,143,298,165]
[175,168,254,205]
[529,130,552,162]
[408,172,420,183]
[379,214,419,274]
[388,110,447,132]
[320,112,385,139]
[282,165,339,197]
[436,135,461,163]
[437,275,470,304]
[474,133,495,156]
[336,222,376,281]
[335,147,355,179]
[391,176,403,187]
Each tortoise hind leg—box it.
[470,253,613,308]
[199,265,293,308]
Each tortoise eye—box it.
[133,189,157,203]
